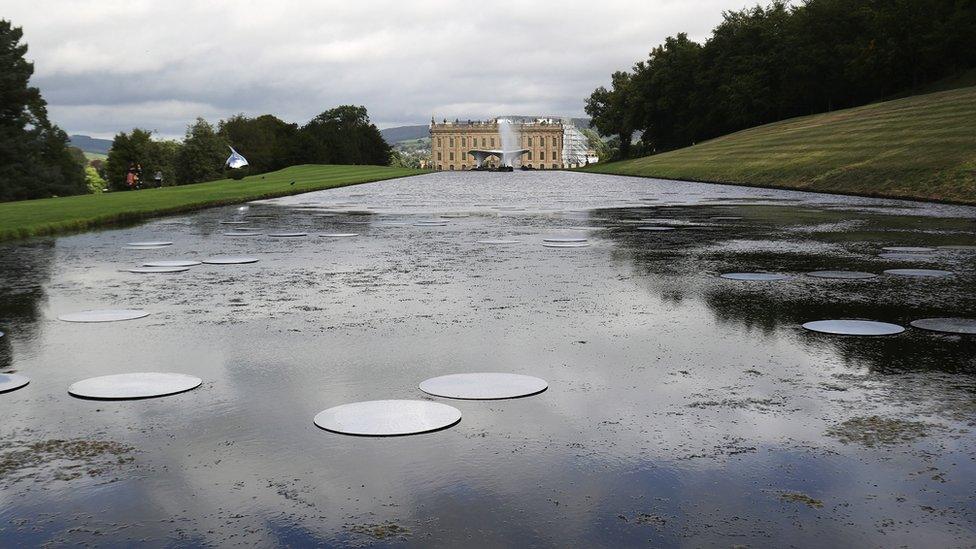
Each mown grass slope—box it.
[581,86,976,204]
[0,164,425,241]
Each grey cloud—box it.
[7,0,749,138]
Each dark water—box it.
[1,171,975,547]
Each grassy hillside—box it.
[0,164,425,241]
[581,86,976,204]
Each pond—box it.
[1,171,974,546]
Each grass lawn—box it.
[580,86,976,205]
[0,164,426,241]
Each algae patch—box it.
[0,438,135,484]
[826,416,933,447]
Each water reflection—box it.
[0,171,974,546]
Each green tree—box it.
[584,71,637,158]
[176,118,226,184]
[84,165,105,193]
[0,19,86,201]
[218,114,299,174]
[298,105,390,166]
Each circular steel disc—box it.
[720,273,790,281]
[543,237,587,243]
[318,233,359,238]
[884,269,953,278]
[909,318,976,335]
[879,253,937,261]
[882,246,935,252]
[314,400,461,436]
[268,232,307,237]
[58,309,150,323]
[223,231,262,237]
[543,242,590,248]
[477,240,521,245]
[202,256,259,265]
[637,226,676,231]
[128,266,189,274]
[68,372,202,400]
[415,222,448,227]
[143,260,201,267]
[123,245,171,250]
[802,319,905,336]
[419,373,548,400]
[0,373,30,394]
[126,241,172,247]
[807,271,878,280]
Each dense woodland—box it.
[586,0,976,158]
[0,19,391,201]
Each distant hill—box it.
[69,134,113,154]
[581,86,976,204]
[380,125,429,144]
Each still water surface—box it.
[1,171,975,546]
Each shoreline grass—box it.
[579,86,976,206]
[0,164,427,241]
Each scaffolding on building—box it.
[561,120,591,168]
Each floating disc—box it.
[807,271,877,280]
[126,241,172,247]
[313,400,461,436]
[543,237,587,243]
[202,256,258,265]
[127,266,190,274]
[58,309,150,323]
[318,233,358,238]
[268,232,307,237]
[223,231,262,237]
[416,221,448,227]
[543,242,590,248]
[637,226,676,231]
[879,253,936,261]
[802,319,905,336]
[720,273,790,281]
[477,240,521,245]
[123,245,171,250]
[884,269,953,278]
[68,372,202,400]
[882,246,935,252]
[419,373,548,400]
[143,260,201,267]
[0,373,30,394]
[909,318,976,335]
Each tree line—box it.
[102,106,391,191]
[1,18,391,202]
[586,0,976,159]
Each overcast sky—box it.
[7,0,753,139]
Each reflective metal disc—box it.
[202,256,259,265]
[143,260,201,267]
[0,373,30,394]
[909,318,976,335]
[802,319,905,336]
[127,266,190,274]
[314,400,462,436]
[543,242,590,248]
[318,233,359,238]
[720,273,790,281]
[58,309,150,323]
[268,232,307,237]
[419,373,548,400]
[126,241,172,247]
[69,372,202,400]
[807,271,877,280]
[223,231,262,237]
[543,237,587,243]
[882,246,935,252]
